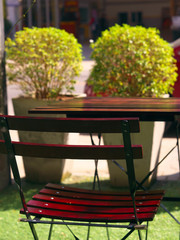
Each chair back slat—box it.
[0,140,142,160]
[6,115,140,133]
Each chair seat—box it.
[20,184,164,223]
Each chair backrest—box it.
[0,115,142,196]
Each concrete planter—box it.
[12,97,68,183]
[103,121,165,187]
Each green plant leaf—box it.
[87,24,178,97]
[5,27,83,99]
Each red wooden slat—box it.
[27,199,158,214]
[33,194,162,207]
[39,188,164,202]
[45,183,165,196]
[20,207,155,222]
[5,115,140,133]
[0,140,143,160]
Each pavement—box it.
[7,43,180,182]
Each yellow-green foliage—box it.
[87,24,178,97]
[5,27,83,99]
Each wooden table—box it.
[29,96,180,224]
[29,97,180,121]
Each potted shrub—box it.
[86,24,178,186]
[5,27,83,183]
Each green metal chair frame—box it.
[0,115,164,240]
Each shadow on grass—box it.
[0,179,44,211]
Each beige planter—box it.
[103,121,165,187]
[12,97,68,183]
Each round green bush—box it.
[5,27,83,99]
[87,24,178,97]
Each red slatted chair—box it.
[0,115,164,240]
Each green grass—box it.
[0,176,180,240]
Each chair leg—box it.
[48,219,54,240]
[64,221,80,240]
[121,229,135,240]
[145,222,149,240]
[29,222,39,240]
[87,224,110,240]
[175,121,180,172]
[137,230,142,240]
[106,224,110,240]
[86,225,91,240]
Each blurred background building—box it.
[3,0,180,42]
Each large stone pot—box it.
[12,97,68,183]
[103,121,165,187]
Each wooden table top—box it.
[28,97,180,121]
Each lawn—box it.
[0,176,180,240]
